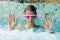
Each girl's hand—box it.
[44,15,53,32]
[7,14,17,30]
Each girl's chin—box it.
[28,21,33,23]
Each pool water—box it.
[0,1,60,40]
[0,29,60,40]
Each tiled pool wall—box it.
[0,1,60,31]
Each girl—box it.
[8,5,53,33]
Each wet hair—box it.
[24,5,37,15]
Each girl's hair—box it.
[24,5,37,15]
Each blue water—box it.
[0,1,60,40]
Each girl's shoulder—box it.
[36,25,45,30]
[16,25,24,29]
[33,25,45,32]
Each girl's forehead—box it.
[24,13,37,16]
[25,11,36,14]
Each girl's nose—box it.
[29,17,32,20]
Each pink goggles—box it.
[24,15,37,20]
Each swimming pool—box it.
[0,1,60,40]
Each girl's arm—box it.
[16,25,23,30]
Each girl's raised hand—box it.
[7,13,17,30]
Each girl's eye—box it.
[32,16,36,18]
[26,16,30,18]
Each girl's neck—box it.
[25,22,36,29]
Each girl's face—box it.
[24,11,37,23]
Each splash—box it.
[0,29,58,40]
